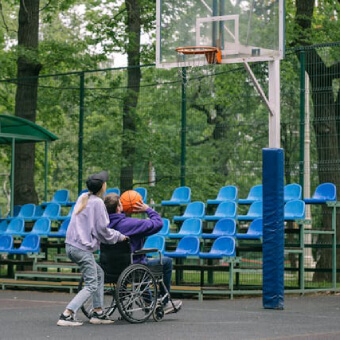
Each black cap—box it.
[86,171,108,194]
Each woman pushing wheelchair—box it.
[57,171,127,327]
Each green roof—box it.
[0,114,58,144]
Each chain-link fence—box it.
[0,42,339,291]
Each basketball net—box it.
[175,46,221,85]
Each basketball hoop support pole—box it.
[243,60,280,148]
[268,60,280,148]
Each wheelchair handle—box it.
[134,248,159,255]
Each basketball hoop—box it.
[175,46,222,65]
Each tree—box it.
[289,0,340,280]
[14,0,41,205]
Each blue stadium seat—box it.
[304,183,337,204]
[156,218,170,236]
[134,187,148,203]
[0,235,13,252]
[8,234,40,254]
[168,218,202,238]
[42,189,70,206]
[284,183,302,202]
[236,218,263,240]
[238,185,262,204]
[39,203,61,220]
[8,204,35,221]
[237,201,262,221]
[143,235,165,256]
[207,185,238,205]
[199,236,236,259]
[204,201,237,221]
[4,218,25,235]
[104,188,120,197]
[173,202,205,222]
[163,236,200,258]
[48,217,70,238]
[0,220,8,233]
[161,186,191,206]
[284,200,305,221]
[21,217,51,236]
[202,218,236,239]
[34,205,44,219]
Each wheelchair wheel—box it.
[115,264,157,323]
[78,276,117,319]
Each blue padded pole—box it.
[262,148,284,309]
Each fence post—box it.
[299,51,305,192]
[78,72,85,195]
[181,67,187,187]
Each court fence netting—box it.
[0,42,340,295]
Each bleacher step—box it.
[15,271,81,280]
[0,278,79,292]
[35,261,79,270]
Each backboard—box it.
[156,0,285,68]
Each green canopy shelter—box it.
[0,114,58,216]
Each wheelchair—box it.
[78,239,180,323]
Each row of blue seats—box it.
[5,203,73,222]
[5,183,335,220]
[5,187,148,219]
[143,235,236,259]
[39,187,147,207]
[0,234,40,254]
[0,218,69,238]
[161,183,336,206]
[0,233,235,259]
[171,199,306,222]
[158,218,262,240]
[33,182,336,210]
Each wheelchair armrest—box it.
[134,248,159,255]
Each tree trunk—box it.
[120,0,141,192]
[14,0,41,205]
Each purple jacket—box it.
[107,208,163,264]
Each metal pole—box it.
[181,67,187,187]
[78,72,85,195]
[268,60,281,148]
[10,138,15,217]
[299,51,305,192]
[44,142,48,202]
[212,0,218,47]
[332,205,337,289]
[219,0,225,50]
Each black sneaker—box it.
[89,311,115,325]
[57,313,83,326]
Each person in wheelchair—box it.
[104,193,182,315]
[57,171,127,327]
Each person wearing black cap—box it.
[57,171,127,327]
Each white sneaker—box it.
[57,313,83,326]
[89,311,115,325]
[163,299,182,314]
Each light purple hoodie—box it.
[66,193,125,252]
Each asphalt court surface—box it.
[0,290,340,340]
